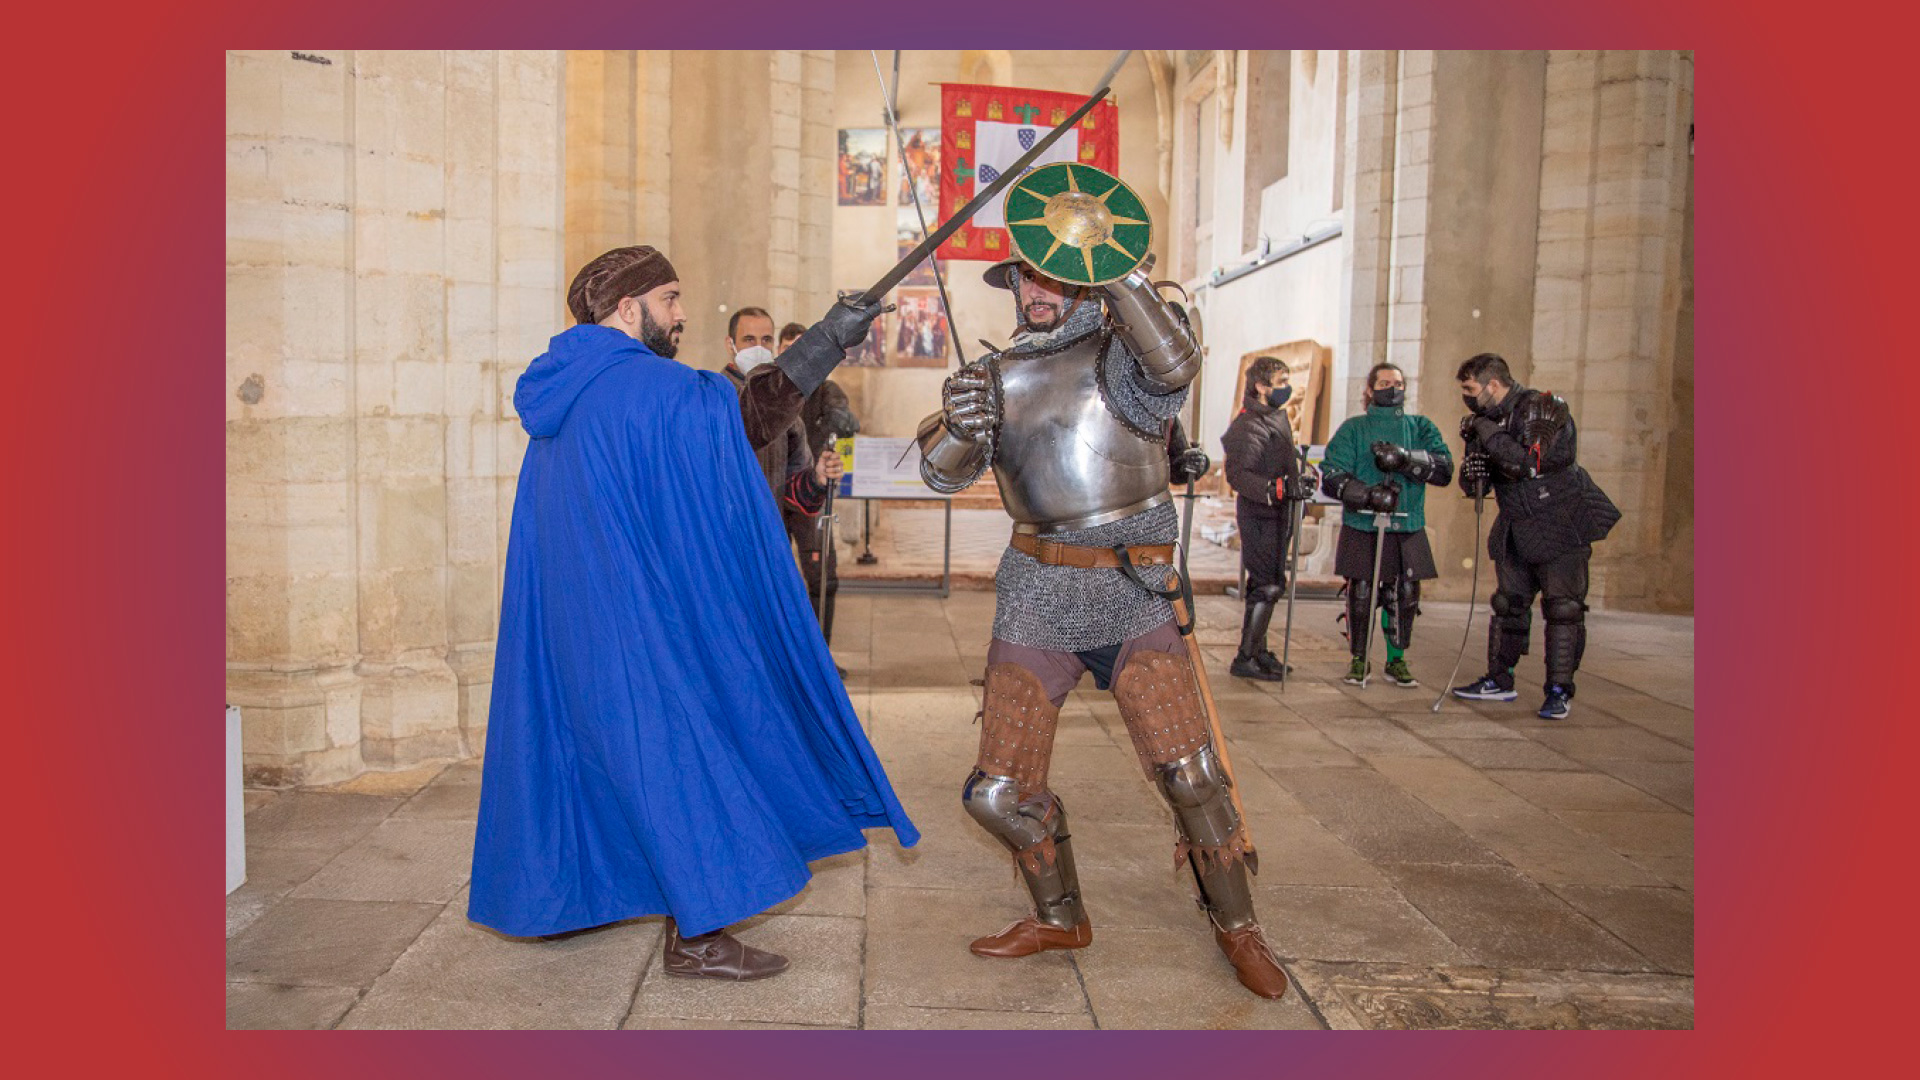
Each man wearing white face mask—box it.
[724,307,843,515]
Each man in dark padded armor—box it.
[1450,352,1619,720]
[914,245,1290,1000]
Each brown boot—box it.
[662,919,790,981]
[1213,923,1289,999]
[969,916,1093,958]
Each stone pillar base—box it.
[356,659,467,771]
[228,663,365,788]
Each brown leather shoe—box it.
[969,916,1093,958]
[1214,923,1289,999]
[662,919,790,981]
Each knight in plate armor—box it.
[912,163,1289,1000]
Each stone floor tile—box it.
[226,983,362,1030]
[1378,863,1649,971]
[1075,863,1211,930]
[1400,713,1532,740]
[1588,759,1694,813]
[1288,961,1693,1029]
[1488,769,1676,813]
[623,914,863,1028]
[1230,726,1366,769]
[1550,885,1693,974]
[291,818,476,904]
[1240,812,1386,887]
[391,777,482,820]
[623,1016,851,1030]
[765,850,867,919]
[338,900,659,1030]
[1073,926,1323,1029]
[867,799,1018,892]
[1430,738,1583,771]
[862,1005,1095,1029]
[315,761,448,797]
[1255,885,1470,965]
[1625,855,1693,891]
[244,792,400,853]
[227,897,440,987]
[1531,726,1692,764]
[864,887,1087,1014]
[1308,716,1445,758]
[1553,810,1694,858]
[1268,767,1500,866]
[1367,756,1665,887]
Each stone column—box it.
[1529,50,1693,608]
[227,50,565,784]
[227,49,364,786]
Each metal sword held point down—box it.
[852,51,1130,307]
[817,444,840,629]
[1357,501,1401,687]
[1278,482,1306,690]
[1432,486,1488,712]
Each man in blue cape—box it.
[470,245,917,980]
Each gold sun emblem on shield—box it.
[1003,163,1153,286]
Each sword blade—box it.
[858,57,1126,305]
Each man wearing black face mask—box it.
[1221,356,1311,680]
[1320,363,1454,687]
[1450,352,1619,719]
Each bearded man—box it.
[469,245,916,981]
[913,242,1291,1001]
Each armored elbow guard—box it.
[916,411,992,494]
[1100,261,1200,393]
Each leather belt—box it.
[1010,533,1177,570]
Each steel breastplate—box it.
[990,332,1171,533]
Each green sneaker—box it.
[1343,657,1369,686]
[1384,658,1418,688]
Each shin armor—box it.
[1381,577,1420,651]
[1112,650,1258,930]
[1489,590,1533,676]
[1344,578,1373,658]
[963,663,1083,928]
[1542,596,1587,689]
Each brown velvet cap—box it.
[566,246,679,325]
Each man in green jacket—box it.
[1320,363,1454,687]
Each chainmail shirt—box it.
[989,300,1189,651]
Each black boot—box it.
[1230,593,1283,681]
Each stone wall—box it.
[227,50,564,786]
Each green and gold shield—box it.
[1003,162,1153,287]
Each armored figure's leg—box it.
[1488,590,1534,689]
[961,662,1091,957]
[1382,577,1421,651]
[1113,649,1289,1000]
[1542,596,1587,692]
[1343,578,1373,658]
[1231,584,1286,682]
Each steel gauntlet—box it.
[916,362,1000,493]
[1099,259,1200,393]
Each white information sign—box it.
[845,435,949,500]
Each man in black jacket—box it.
[1450,353,1620,719]
[1220,356,1311,681]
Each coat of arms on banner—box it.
[936,83,1119,261]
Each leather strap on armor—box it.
[1010,533,1174,569]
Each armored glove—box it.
[1171,446,1211,486]
[1467,415,1505,446]
[1459,414,1480,443]
[778,294,893,395]
[1461,452,1492,496]
[1278,468,1319,502]
[1372,441,1410,474]
[1363,482,1400,515]
[942,362,1000,442]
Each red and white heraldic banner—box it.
[934,83,1120,262]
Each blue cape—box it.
[469,325,917,938]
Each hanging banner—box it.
[935,82,1120,262]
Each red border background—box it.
[7,4,1895,1074]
